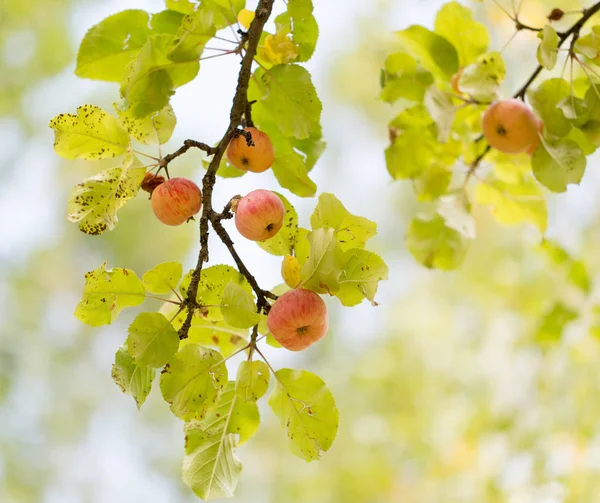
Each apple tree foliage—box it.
[49,0,387,499]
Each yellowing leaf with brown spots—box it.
[49,105,130,160]
[67,153,145,235]
[75,262,146,326]
[115,102,176,145]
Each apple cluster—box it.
[147,127,329,353]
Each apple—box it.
[482,98,540,154]
[267,288,328,351]
[226,127,275,173]
[151,177,202,226]
[281,255,301,288]
[234,189,285,241]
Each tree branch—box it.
[177,0,276,339]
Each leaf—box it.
[310,193,377,251]
[424,86,455,142]
[271,150,317,197]
[406,214,470,270]
[183,404,243,500]
[574,25,600,58]
[75,10,150,82]
[268,369,338,461]
[257,193,298,256]
[380,53,434,103]
[49,105,130,160]
[395,25,459,79]
[292,127,326,171]
[180,265,252,320]
[112,345,155,409]
[336,250,388,307]
[151,9,186,35]
[476,174,547,233]
[238,9,255,29]
[539,240,591,294]
[115,102,176,144]
[168,9,217,62]
[537,25,559,70]
[185,320,249,357]
[160,344,227,421]
[121,34,199,118]
[258,32,300,65]
[434,2,488,66]
[126,312,180,368]
[166,0,196,13]
[142,261,183,295]
[294,227,312,267]
[436,195,476,239]
[535,302,577,344]
[67,153,146,235]
[300,228,346,294]
[236,361,270,402]
[74,262,145,326]
[220,283,260,329]
[528,79,571,137]
[532,138,586,192]
[457,51,505,102]
[251,64,321,139]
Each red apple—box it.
[226,127,275,173]
[267,288,328,351]
[482,98,540,154]
[234,189,285,241]
[151,177,202,226]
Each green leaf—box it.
[268,369,338,461]
[271,150,317,197]
[406,214,469,270]
[220,283,260,329]
[434,1,488,66]
[531,138,586,192]
[535,302,578,344]
[386,127,460,180]
[336,250,388,307]
[115,102,176,144]
[251,64,321,139]
[168,9,217,61]
[257,193,299,256]
[121,34,199,118]
[294,227,311,267]
[475,174,547,233]
[539,240,591,294]
[292,127,326,171]
[236,361,270,402]
[198,0,244,30]
[75,262,145,326]
[436,195,476,239]
[49,105,130,160]
[424,86,455,142]
[151,9,186,34]
[185,320,249,357]
[112,345,155,409]
[182,388,244,500]
[300,228,346,294]
[126,312,180,368]
[165,0,196,13]
[75,10,150,82]
[457,52,505,102]
[160,344,227,420]
[395,25,459,79]
[380,53,434,103]
[413,164,452,201]
[67,153,145,235]
[574,25,600,58]
[537,25,559,70]
[287,1,318,62]
[528,79,571,137]
[142,261,182,295]
[180,265,252,320]
[310,193,377,252]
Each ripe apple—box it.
[482,98,540,154]
[267,288,328,351]
[151,177,202,226]
[234,189,285,241]
[281,254,301,288]
[226,127,275,173]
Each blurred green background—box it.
[3,0,600,502]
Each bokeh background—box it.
[3,0,600,501]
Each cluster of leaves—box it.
[48,0,388,499]
[381,1,600,270]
